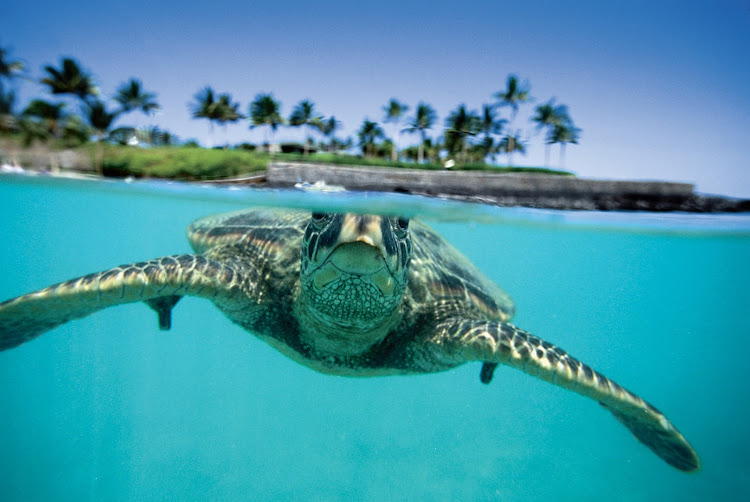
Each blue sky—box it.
[4,0,749,196]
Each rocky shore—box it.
[259,162,750,213]
[3,151,747,212]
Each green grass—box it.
[100,146,574,180]
[1,135,574,179]
[102,145,270,180]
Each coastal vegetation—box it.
[0,47,580,180]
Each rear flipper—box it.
[432,319,700,472]
[480,362,498,384]
[0,255,243,351]
[145,295,183,330]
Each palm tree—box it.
[108,126,138,146]
[18,117,51,147]
[404,102,436,164]
[0,48,25,133]
[18,101,64,152]
[190,86,218,146]
[425,137,442,164]
[249,93,283,150]
[114,79,160,116]
[329,136,353,153]
[531,100,557,166]
[480,104,505,139]
[376,139,395,160]
[289,100,322,155]
[479,104,506,162]
[477,136,497,163]
[532,99,573,166]
[41,58,98,101]
[0,85,17,133]
[317,116,340,152]
[0,46,26,83]
[445,104,481,164]
[213,93,243,148]
[22,99,66,138]
[86,99,118,138]
[138,126,176,146]
[84,99,119,174]
[494,74,531,121]
[357,120,385,157]
[383,98,409,161]
[189,88,242,147]
[61,115,90,147]
[498,132,526,167]
[548,122,580,168]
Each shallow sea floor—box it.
[1,175,749,501]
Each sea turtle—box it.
[0,208,699,471]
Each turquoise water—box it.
[1,174,748,501]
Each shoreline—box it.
[4,159,749,213]
[237,162,750,213]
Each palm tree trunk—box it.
[265,127,273,154]
[95,140,104,176]
[560,143,566,168]
[207,121,214,149]
[304,124,313,155]
[389,123,400,162]
[417,131,426,164]
[508,136,515,167]
[544,143,550,167]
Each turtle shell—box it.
[186,208,515,322]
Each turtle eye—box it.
[394,217,409,237]
[311,212,328,226]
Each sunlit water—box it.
[1,174,748,501]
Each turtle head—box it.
[300,213,411,330]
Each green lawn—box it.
[1,138,573,180]
[101,146,574,180]
[101,145,270,179]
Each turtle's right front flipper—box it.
[0,254,244,351]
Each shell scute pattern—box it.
[188,208,308,254]
[408,223,515,322]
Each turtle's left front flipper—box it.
[0,254,244,351]
[428,319,700,472]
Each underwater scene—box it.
[0,174,748,501]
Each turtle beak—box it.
[318,241,396,296]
